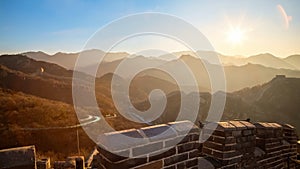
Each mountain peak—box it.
[179,54,196,60]
[250,53,275,59]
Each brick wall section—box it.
[0,145,37,169]
[0,121,298,169]
[201,121,299,169]
[233,121,256,168]
[53,156,85,169]
[253,122,299,169]
[201,121,256,169]
[95,120,201,169]
[93,121,298,169]
[282,124,298,168]
[254,122,286,169]
[36,158,50,169]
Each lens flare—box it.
[227,28,244,45]
[277,4,292,29]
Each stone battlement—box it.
[91,120,299,169]
[201,121,298,168]
[0,120,298,169]
[94,121,201,169]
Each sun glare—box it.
[227,28,245,45]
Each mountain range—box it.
[0,53,299,160]
[22,50,300,92]
[0,54,299,130]
[23,50,300,70]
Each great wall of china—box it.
[0,120,299,169]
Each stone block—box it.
[239,121,256,129]
[254,122,273,129]
[67,156,85,169]
[163,165,176,169]
[202,147,239,160]
[98,146,129,162]
[97,129,147,152]
[232,130,242,137]
[207,135,236,144]
[65,159,76,169]
[216,122,236,131]
[176,161,185,169]
[168,120,200,135]
[163,153,188,166]
[220,155,242,166]
[132,141,163,157]
[140,124,177,142]
[242,129,253,136]
[203,141,236,152]
[118,157,148,169]
[177,142,197,153]
[198,156,222,168]
[149,147,176,162]
[188,149,200,159]
[37,160,48,169]
[268,123,282,129]
[282,124,295,130]
[101,156,147,169]
[185,158,198,168]
[212,130,233,137]
[132,160,163,169]
[189,133,200,141]
[229,121,247,130]
[164,135,189,148]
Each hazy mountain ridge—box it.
[0,54,73,77]
[233,76,300,133]
[23,50,300,92]
[23,50,130,70]
[140,54,300,92]
[0,55,146,106]
[284,54,300,70]
[23,50,300,70]
[135,75,300,135]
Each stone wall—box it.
[201,121,299,169]
[94,121,201,169]
[36,157,50,169]
[255,122,285,168]
[92,120,299,169]
[0,120,298,169]
[53,156,85,169]
[282,124,298,168]
[201,121,256,168]
[0,145,36,169]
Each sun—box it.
[227,28,245,45]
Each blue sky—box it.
[0,0,300,57]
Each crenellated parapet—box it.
[92,120,298,169]
[0,120,298,169]
[94,121,201,169]
[201,121,256,168]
